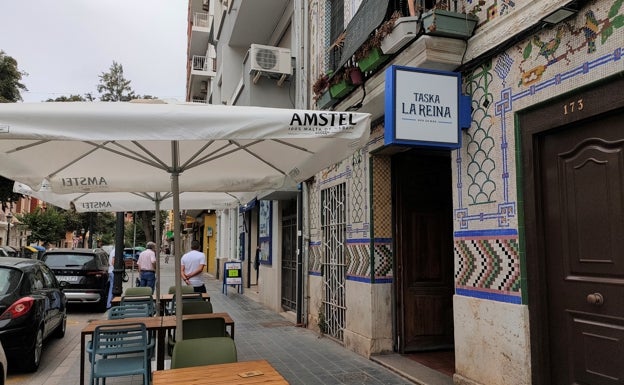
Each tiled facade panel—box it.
[453,0,624,302]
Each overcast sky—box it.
[0,0,188,103]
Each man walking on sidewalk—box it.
[181,240,207,293]
[137,241,157,292]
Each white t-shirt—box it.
[108,249,115,274]
[181,249,206,287]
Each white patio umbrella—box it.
[14,181,255,313]
[0,99,371,336]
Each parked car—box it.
[41,248,110,312]
[0,257,67,372]
[0,247,17,258]
[0,249,7,258]
[123,247,145,269]
[0,340,6,384]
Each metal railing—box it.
[193,12,211,29]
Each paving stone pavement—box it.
[24,255,417,385]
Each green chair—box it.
[89,322,153,385]
[168,285,195,294]
[124,287,153,297]
[171,337,237,369]
[167,316,225,356]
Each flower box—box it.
[330,80,355,99]
[380,16,420,54]
[421,9,478,39]
[316,90,337,109]
[357,47,389,73]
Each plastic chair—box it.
[171,337,237,369]
[167,316,225,356]
[89,322,153,385]
[124,287,152,297]
[168,285,195,294]
[107,303,151,320]
[120,295,155,316]
[166,292,205,315]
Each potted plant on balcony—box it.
[313,72,337,110]
[329,67,363,99]
[354,12,401,73]
[421,0,480,39]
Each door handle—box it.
[586,292,604,306]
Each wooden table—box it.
[80,316,165,385]
[152,359,289,384]
[161,312,236,338]
[80,312,235,385]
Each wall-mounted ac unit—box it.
[249,44,292,77]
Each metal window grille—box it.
[321,183,346,341]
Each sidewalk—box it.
[47,255,448,385]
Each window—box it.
[329,0,344,71]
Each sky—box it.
[0,0,188,103]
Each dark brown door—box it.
[281,199,297,311]
[393,150,454,352]
[537,112,624,384]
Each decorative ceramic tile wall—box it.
[454,0,624,302]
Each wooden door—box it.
[393,150,454,352]
[536,112,624,384]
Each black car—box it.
[41,248,110,311]
[0,257,67,372]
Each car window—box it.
[0,267,22,295]
[43,253,97,269]
[30,269,45,290]
[40,265,57,288]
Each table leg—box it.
[157,329,165,370]
[80,333,85,385]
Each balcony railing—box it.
[191,98,208,103]
[193,12,210,29]
[192,55,216,72]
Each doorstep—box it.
[371,354,454,385]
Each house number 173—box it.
[563,99,584,115]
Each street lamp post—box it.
[5,212,12,247]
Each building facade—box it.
[189,0,624,383]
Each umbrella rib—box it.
[83,141,169,170]
[272,139,315,154]
[47,141,114,179]
[231,140,287,175]
[6,139,49,154]
[178,141,215,170]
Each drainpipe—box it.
[296,184,304,325]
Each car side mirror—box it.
[59,280,69,290]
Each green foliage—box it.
[97,61,136,102]
[0,50,27,103]
[45,94,87,102]
[17,206,69,245]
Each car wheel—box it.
[53,313,67,338]
[23,327,43,372]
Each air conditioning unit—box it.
[249,44,292,76]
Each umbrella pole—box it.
[172,141,183,340]
[155,198,161,315]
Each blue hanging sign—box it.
[384,65,471,149]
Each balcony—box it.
[191,55,216,76]
[189,12,212,57]
[314,0,478,117]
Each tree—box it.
[0,50,27,103]
[45,94,87,102]
[17,206,69,245]
[97,61,136,101]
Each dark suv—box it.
[41,248,110,311]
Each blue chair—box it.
[107,303,151,320]
[89,322,153,385]
[171,337,237,369]
[120,295,155,316]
